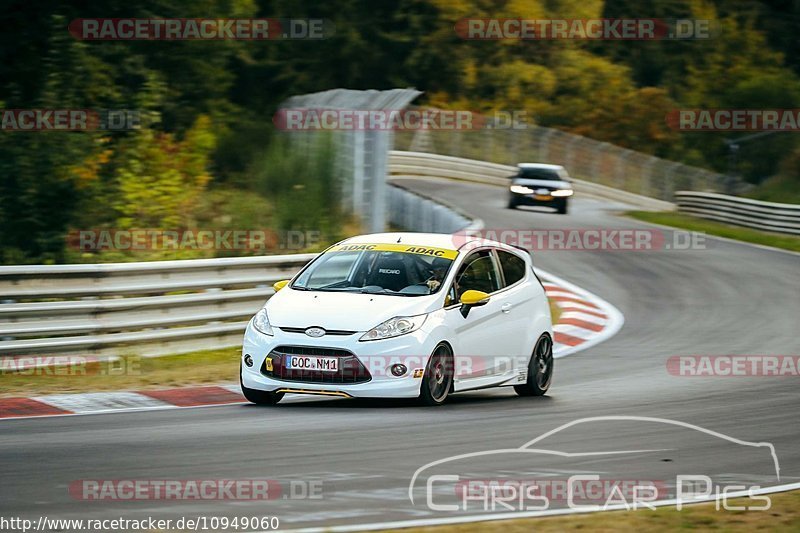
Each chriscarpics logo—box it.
[409,416,779,513]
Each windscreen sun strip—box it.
[326,243,459,260]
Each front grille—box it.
[262,345,371,384]
[278,327,357,336]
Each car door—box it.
[443,249,511,390]
[494,249,539,380]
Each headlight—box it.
[359,314,427,342]
[252,308,274,336]
[551,189,574,197]
[510,185,534,194]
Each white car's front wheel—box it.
[241,364,285,405]
[514,334,553,397]
[419,343,454,406]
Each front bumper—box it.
[510,191,567,208]
[241,322,440,398]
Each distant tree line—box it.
[1,0,799,263]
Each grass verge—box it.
[386,490,800,532]
[627,211,800,252]
[0,347,240,398]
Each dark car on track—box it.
[507,163,574,214]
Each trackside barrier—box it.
[394,121,747,199]
[0,255,316,358]
[388,182,483,233]
[675,191,800,235]
[0,183,480,359]
[388,151,676,212]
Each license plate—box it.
[534,194,552,200]
[285,355,339,372]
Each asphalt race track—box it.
[1,177,799,530]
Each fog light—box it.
[390,364,407,377]
[244,354,254,367]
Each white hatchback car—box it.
[241,233,553,405]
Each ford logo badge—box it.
[305,327,326,338]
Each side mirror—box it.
[459,290,490,317]
[460,290,490,305]
[273,280,290,292]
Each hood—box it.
[513,178,572,190]
[265,289,437,331]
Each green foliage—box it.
[250,133,348,242]
[748,145,800,204]
[114,115,216,229]
[3,0,800,264]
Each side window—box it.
[497,250,527,287]
[454,250,500,299]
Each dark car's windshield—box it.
[517,167,568,181]
[292,243,458,296]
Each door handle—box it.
[501,303,512,313]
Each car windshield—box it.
[517,167,566,181]
[292,243,458,296]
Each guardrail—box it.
[675,191,800,235]
[388,181,483,233]
[388,150,676,211]
[395,122,747,199]
[0,181,482,360]
[0,255,315,358]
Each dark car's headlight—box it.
[510,185,534,194]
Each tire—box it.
[514,334,553,397]
[240,364,284,405]
[556,199,568,215]
[419,343,454,406]
[507,197,518,209]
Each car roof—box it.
[517,163,565,170]
[339,232,529,256]
[341,232,460,249]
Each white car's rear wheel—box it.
[514,334,553,397]
[419,343,453,406]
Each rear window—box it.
[497,250,527,286]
